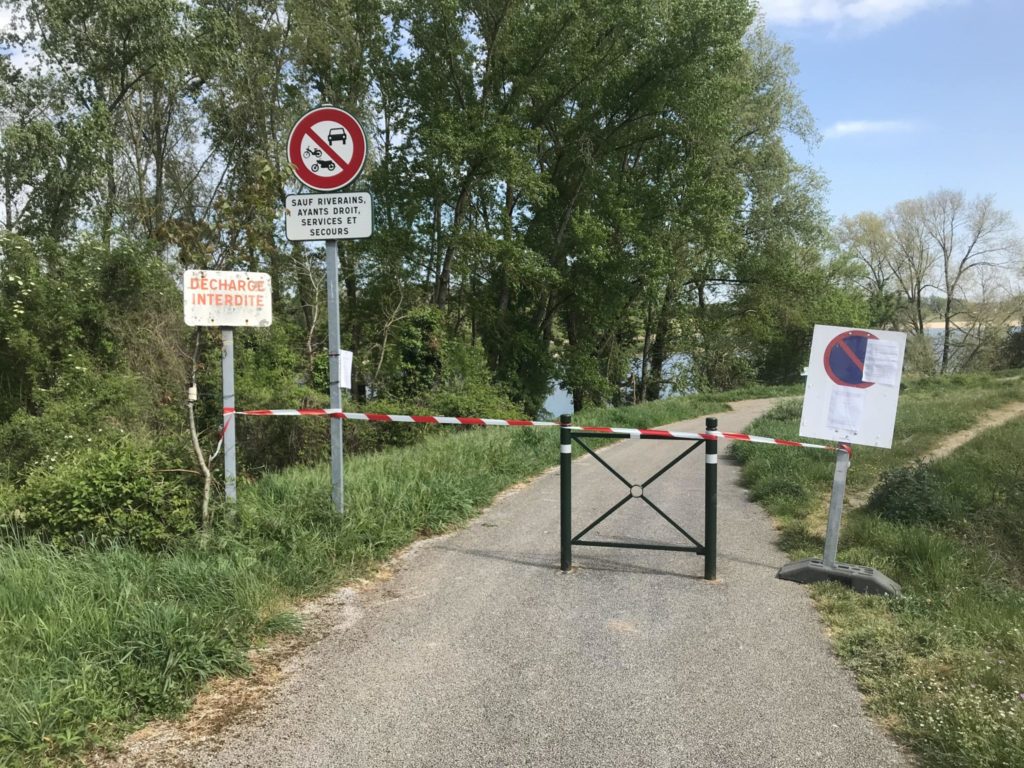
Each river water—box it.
[541,354,690,416]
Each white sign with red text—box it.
[184,270,273,327]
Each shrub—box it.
[0,367,160,484]
[229,323,330,473]
[345,339,525,455]
[1000,326,1024,369]
[13,441,196,549]
[0,480,13,528]
[867,461,953,526]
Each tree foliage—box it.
[0,0,857,531]
[835,191,1022,374]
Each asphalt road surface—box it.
[193,398,909,768]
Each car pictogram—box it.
[328,127,348,146]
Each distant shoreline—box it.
[922,320,1019,330]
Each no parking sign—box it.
[800,325,907,449]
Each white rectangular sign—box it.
[285,192,373,241]
[340,350,353,390]
[799,325,907,449]
[183,270,273,327]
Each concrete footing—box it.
[777,558,901,597]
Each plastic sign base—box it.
[777,558,901,597]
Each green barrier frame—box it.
[559,415,718,580]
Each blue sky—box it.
[760,0,1023,226]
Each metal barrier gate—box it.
[559,415,719,580]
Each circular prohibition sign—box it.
[823,329,878,388]
[287,105,367,192]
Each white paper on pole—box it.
[863,339,901,386]
[826,388,865,433]
[340,350,353,389]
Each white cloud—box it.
[758,0,961,27]
[823,119,918,138]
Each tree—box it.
[842,191,1022,374]
[886,198,936,337]
[835,212,903,328]
[919,190,1019,372]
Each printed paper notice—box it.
[340,350,353,390]
[863,339,901,387]
[827,388,865,433]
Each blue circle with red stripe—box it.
[824,330,876,388]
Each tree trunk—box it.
[644,285,674,402]
[941,294,953,373]
[102,142,116,250]
[639,315,652,402]
[566,306,583,411]
[434,182,472,308]
[4,175,13,229]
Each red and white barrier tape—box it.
[227,407,556,428]
[574,424,842,452]
[226,407,845,453]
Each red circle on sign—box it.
[287,106,367,191]
[823,329,877,389]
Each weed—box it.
[868,462,953,526]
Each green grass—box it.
[0,385,799,766]
[734,371,1024,768]
[0,540,292,765]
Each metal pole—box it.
[560,414,572,572]
[822,445,851,568]
[704,417,718,581]
[221,327,237,503]
[325,240,345,514]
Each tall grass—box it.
[735,372,1024,768]
[0,538,290,764]
[0,386,796,766]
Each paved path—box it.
[193,399,908,768]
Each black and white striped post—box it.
[704,417,718,581]
[559,413,573,572]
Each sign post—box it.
[778,325,907,596]
[821,445,850,569]
[183,270,273,503]
[285,105,371,516]
[325,240,344,513]
[222,328,237,501]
